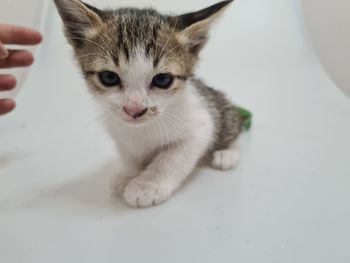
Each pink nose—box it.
[123,106,148,119]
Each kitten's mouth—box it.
[124,118,147,124]
[122,116,154,126]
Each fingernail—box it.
[0,42,9,59]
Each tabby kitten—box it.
[54,0,247,207]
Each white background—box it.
[300,0,350,97]
[0,0,349,262]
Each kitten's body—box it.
[108,78,242,206]
[54,0,246,207]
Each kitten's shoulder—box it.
[190,78,229,106]
[190,77,243,151]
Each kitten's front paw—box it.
[211,149,240,170]
[111,172,139,197]
[111,176,134,196]
[123,179,173,208]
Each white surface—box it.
[0,0,49,98]
[299,0,350,97]
[1,0,350,262]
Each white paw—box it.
[111,172,139,197]
[211,149,240,170]
[123,179,173,208]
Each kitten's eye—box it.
[98,71,121,87]
[152,73,174,89]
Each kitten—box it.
[54,0,248,207]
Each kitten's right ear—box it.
[174,1,233,55]
[54,0,104,47]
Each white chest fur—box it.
[104,84,215,164]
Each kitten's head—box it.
[54,0,233,125]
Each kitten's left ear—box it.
[174,0,234,54]
[54,0,104,47]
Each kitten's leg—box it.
[211,137,241,171]
[123,141,205,207]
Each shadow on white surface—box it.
[0,152,30,171]
[19,160,127,213]
[0,159,125,214]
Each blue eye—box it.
[98,71,121,87]
[152,73,174,89]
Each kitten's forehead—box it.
[119,48,154,90]
[105,9,176,64]
[77,8,197,77]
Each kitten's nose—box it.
[123,106,148,119]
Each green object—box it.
[236,106,253,131]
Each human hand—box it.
[0,23,42,115]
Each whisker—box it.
[158,17,178,60]
[155,119,165,146]
[69,36,109,53]
[158,116,170,145]
[164,42,182,57]
[164,109,183,123]
[75,53,113,61]
[162,113,182,139]
[98,110,115,126]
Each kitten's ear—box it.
[54,0,104,47]
[175,0,233,54]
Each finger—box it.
[0,74,16,90]
[0,24,42,45]
[0,41,9,59]
[0,50,34,68]
[0,98,16,116]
